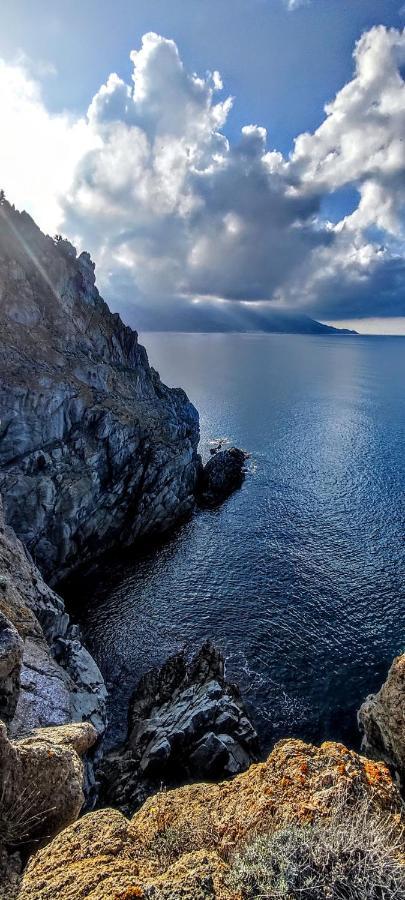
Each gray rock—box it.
[196,448,248,507]
[0,612,23,723]
[99,642,259,815]
[0,494,107,786]
[0,201,200,584]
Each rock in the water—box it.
[19,739,403,900]
[0,202,200,583]
[99,641,259,814]
[196,447,248,507]
[358,653,405,792]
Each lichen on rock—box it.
[18,738,404,899]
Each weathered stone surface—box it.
[0,494,107,743]
[100,642,259,814]
[0,202,200,584]
[359,653,405,792]
[0,719,96,898]
[19,739,403,899]
[196,448,247,507]
[0,611,23,723]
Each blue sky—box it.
[1,1,405,332]
[1,0,402,153]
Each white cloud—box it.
[0,59,96,233]
[284,0,310,10]
[0,26,404,326]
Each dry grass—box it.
[228,792,405,899]
[0,774,55,850]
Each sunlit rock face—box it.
[0,201,200,583]
[359,654,405,794]
[19,738,403,900]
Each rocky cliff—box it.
[18,739,404,899]
[0,200,200,583]
[100,642,259,814]
[359,654,405,793]
[0,495,106,740]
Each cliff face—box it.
[0,201,200,583]
[359,654,405,793]
[0,495,107,740]
[100,642,259,815]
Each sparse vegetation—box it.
[0,775,55,850]
[228,794,405,899]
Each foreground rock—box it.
[19,739,403,899]
[99,642,259,814]
[0,496,107,740]
[0,200,200,583]
[359,653,405,792]
[196,448,248,507]
[0,720,96,898]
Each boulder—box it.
[0,719,96,897]
[196,447,248,507]
[99,642,259,814]
[358,653,405,792]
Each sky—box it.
[0,0,404,333]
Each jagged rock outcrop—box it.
[19,739,403,899]
[0,201,200,583]
[0,720,96,899]
[0,494,107,744]
[359,654,405,792]
[99,642,259,814]
[197,448,248,507]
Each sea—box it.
[73,333,405,753]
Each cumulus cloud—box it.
[0,26,404,327]
[0,58,95,233]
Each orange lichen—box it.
[113,888,144,899]
[19,739,404,900]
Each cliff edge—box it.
[0,200,200,583]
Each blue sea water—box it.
[76,333,405,752]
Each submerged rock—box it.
[19,739,403,899]
[196,447,248,507]
[358,653,405,792]
[0,201,200,583]
[99,641,259,814]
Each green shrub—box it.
[228,796,405,899]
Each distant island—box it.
[131,301,358,335]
